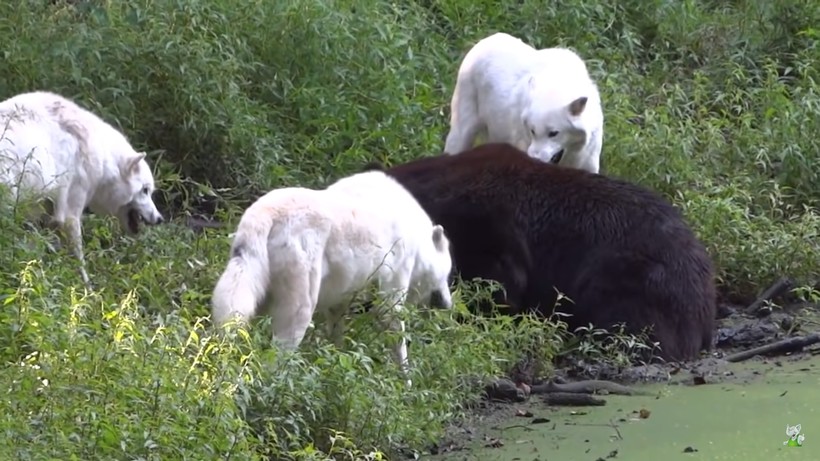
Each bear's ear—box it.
[432,224,447,251]
[361,161,386,173]
[568,96,588,117]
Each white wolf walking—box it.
[444,32,605,174]
[0,91,164,286]
[211,170,454,385]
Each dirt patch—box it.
[425,300,820,458]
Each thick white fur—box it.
[0,91,164,286]
[444,32,604,174]
[211,170,454,386]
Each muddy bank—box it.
[424,298,820,459]
[428,355,819,460]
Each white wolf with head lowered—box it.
[211,170,454,386]
[0,91,164,286]
[444,32,604,174]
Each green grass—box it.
[0,0,819,459]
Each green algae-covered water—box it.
[429,356,820,461]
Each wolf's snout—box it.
[148,213,164,225]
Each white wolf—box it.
[444,32,604,174]
[0,91,164,286]
[211,170,454,386]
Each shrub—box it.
[0,0,818,457]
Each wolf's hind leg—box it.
[266,258,321,350]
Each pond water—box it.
[429,355,819,460]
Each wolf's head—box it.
[117,151,164,235]
[521,72,600,166]
[409,224,454,310]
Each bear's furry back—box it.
[372,143,717,361]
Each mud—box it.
[423,300,820,459]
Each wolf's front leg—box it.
[379,290,412,387]
[63,215,91,289]
[56,188,92,289]
[392,317,411,387]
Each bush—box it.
[0,0,818,458]
[0,196,564,459]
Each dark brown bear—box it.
[364,143,717,362]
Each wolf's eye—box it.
[530,128,536,136]
[548,130,559,138]
[142,187,150,195]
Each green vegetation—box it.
[0,0,818,459]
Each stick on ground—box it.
[543,392,606,406]
[724,332,820,362]
[745,276,794,314]
[530,379,652,396]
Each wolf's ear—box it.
[432,224,447,251]
[124,151,147,175]
[795,424,801,432]
[568,96,588,117]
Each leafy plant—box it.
[0,0,818,458]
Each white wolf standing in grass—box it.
[444,32,605,174]
[211,170,454,386]
[0,91,164,287]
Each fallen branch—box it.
[530,379,652,396]
[745,276,794,314]
[724,332,820,362]
[499,424,534,432]
[483,379,528,402]
[543,392,606,406]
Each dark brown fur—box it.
[365,143,717,361]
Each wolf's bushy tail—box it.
[211,227,271,328]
